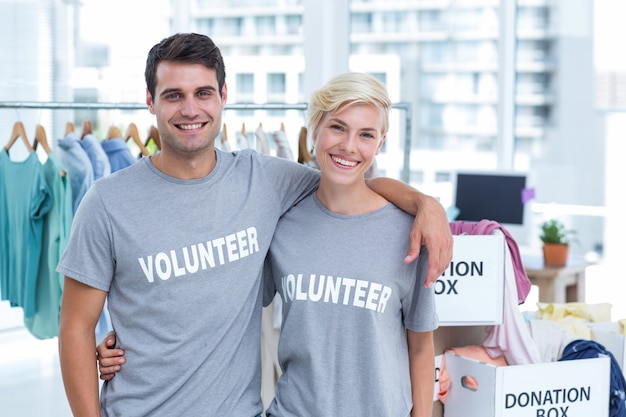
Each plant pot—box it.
[542,243,569,267]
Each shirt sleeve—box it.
[256,153,320,215]
[56,184,114,292]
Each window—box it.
[267,73,286,94]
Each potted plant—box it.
[539,219,577,267]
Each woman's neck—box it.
[316,178,388,215]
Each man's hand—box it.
[96,331,125,381]
[405,196,453,287]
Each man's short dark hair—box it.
[145,33,226,99]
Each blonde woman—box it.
[261,73,438,417]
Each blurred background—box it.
[1,1,625,415]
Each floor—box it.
[0,326,72,416]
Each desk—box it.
[523,256,592,304]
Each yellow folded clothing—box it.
[535,302,612,339]
[619,318,626,336]
[536,302,612,323]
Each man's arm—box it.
[367,177,453,286]
[407,330,435,417]
[58,277,107,417]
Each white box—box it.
[435,234,505,325]
[443,353,610,417]
[588,321,626,375]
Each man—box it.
[58,33,452,417]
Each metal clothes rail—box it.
[0,101,412,182]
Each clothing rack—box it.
[0,101,413,182]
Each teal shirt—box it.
[0,150,51,317]
[24,153,73,338]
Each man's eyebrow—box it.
[159,85,218,98]
[197,85,219,93]
[159,88,181,98]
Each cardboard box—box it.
[435,234,505,325]
[443,353,610,417]
[588,321,626,376]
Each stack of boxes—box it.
[433,234,611,417]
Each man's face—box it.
[146,61,227,155]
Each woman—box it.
[261,72,437,417]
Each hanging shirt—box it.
[255,125,270,154]
[0,150,51,317]
[56,132,94,214]
[24,153,73,339]
[100,137,138,173]
[80,133,111,180]
[272,130,294,161]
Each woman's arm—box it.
[407,330,435,417]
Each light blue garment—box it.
[100,137,138,173]
[24,153,73,339]
[79,134,111,180]
[0,150,52,317]
[55,132,94,214]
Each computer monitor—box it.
[451,170,531,245]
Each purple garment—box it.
[449,219,531,304]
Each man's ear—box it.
[220,82,228,109]
[146,89,155,114]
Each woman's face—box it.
[314,103,386,187]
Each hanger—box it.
[81,120,93,139]
[65,121,75,135]
[221,123,229,144]
[5,121,34,153]
[241,123,247,137]
[125,123,150,156]
[33,124,52,154]
[107,125,123,139]
[297,126,312,164]
[280,122,286,132]
[145,125,161,150]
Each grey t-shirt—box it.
[263,194,439,417]
[57,149,319,417]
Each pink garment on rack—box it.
[449,220,531,304]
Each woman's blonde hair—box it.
[307,72,392,138]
